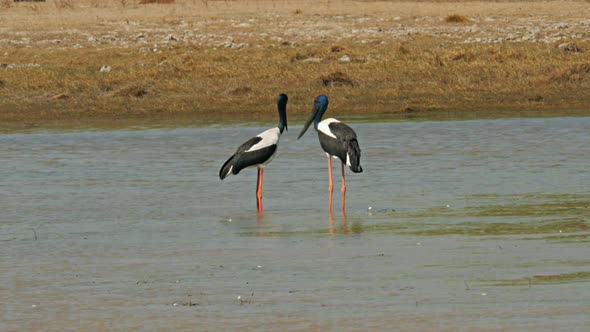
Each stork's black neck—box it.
[278,107,287,133]
[277,94,288,134]
[313,102,328,130]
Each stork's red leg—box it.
[327,155,333,212]
[256,168,264,212]
[341,162,347,212]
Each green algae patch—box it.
[365,192,590,237]
[522,233,590,243]
[464,201,589,218]
[405,218,590,237]
[490,271,590,287]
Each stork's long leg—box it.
[341,162,347,212]
[327,154,333,212]
[256,168,264,212]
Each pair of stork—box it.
[219,94,363,213]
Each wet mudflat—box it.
[1,117,589,331]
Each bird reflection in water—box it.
[328,210,348,236]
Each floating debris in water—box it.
[237,293,254,305]
[172,301,198,307]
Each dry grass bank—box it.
[1,0,590,130]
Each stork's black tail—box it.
[219,154,236,180]
[348,139,363,173]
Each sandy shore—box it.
[1,0,589,131]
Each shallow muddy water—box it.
[1,117,589,331]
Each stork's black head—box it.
[277,93,288,133]
[297,95,328,140]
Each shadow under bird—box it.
[297,95,362,212]
[219,94,288,213]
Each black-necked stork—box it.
[297,95,362,212]
[219,94,288,213]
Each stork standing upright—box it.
[297,95,362,212]
[219,94,288,212]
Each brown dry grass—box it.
[139,0,174,4]
[445,14,470,23]
[1,0,590,130]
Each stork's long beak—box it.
[297,107,318,140]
